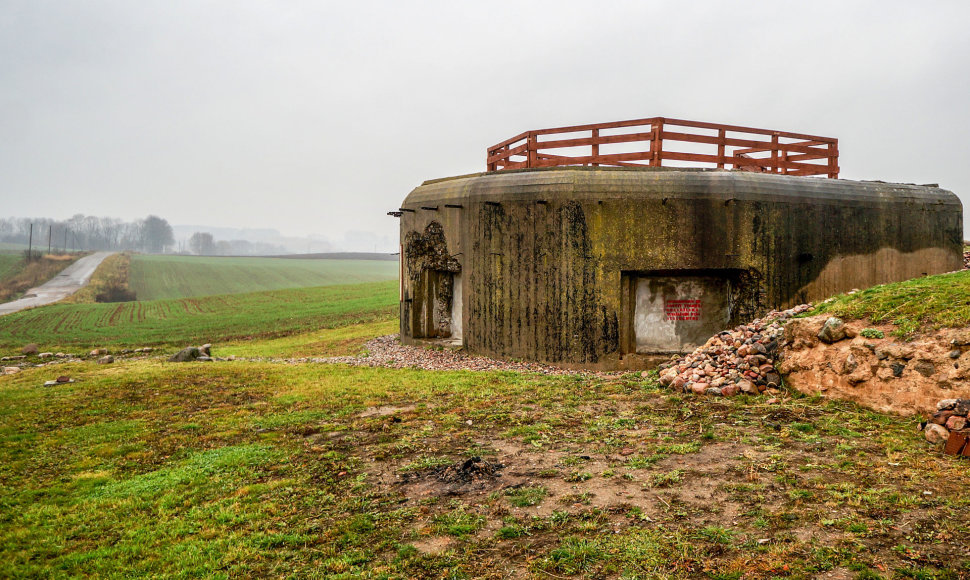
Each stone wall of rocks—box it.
[922,399,970,457]
[656,304,813,397]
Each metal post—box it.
[28,223,33,261]
[48,225,52,254]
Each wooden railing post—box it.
[591,128,599,167]
[717,128,726,168]
[651,119,664,167]
[527,132,537,169]
[828,140,839,178]
[770,133,779,174]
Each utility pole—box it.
[28,223,33,262]
[63,229,67,253]
[48,225,52,255]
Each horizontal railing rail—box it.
[486,117,839,178]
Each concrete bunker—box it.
[393,117,963,370]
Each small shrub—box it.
[650,469,684,488]
[505,485,547,507]
[859,328,885,339]
[496,524,527,539]
[431,507,485,537]
[544,537,606,574]
[564,471,592,483]
[96,285,137,303]
[655,442,701,455]
[696,525,734,545]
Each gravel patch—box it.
[263,334,628,376]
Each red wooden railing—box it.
[486,117,839,178]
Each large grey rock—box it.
[817,317,847,344]
[97,355,114,364]
[924,423,949,444]
[168,347,201,362]
[937,399,959,411]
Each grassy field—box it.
[0,281,397,350]
[1,345,967,577]
[814,270,970,337]
[2,274,969,577]
[130,255,399,300]
[0,253,22,281]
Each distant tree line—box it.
[185,232,285,256]
[0,214,174,253]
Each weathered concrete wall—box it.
[398,167,963,369]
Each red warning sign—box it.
[665,299,701,321]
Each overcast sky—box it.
[2,0,968,248]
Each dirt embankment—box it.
[62,252,134,303]
[778,316,970,416]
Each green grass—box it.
[0,281,397,350]
[221,318,397,358]
[814,270,970,337]
[2,275,969,577]
[129,254,398,300]
[0,253,22,281]
[0,341,968,577]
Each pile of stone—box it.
[657,303,814,397]
[964,250,970,270]
[922,399,970,456]
[168,344,216,362]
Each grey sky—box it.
[2,0,969,249]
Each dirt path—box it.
[0,252,114,316]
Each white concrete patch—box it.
[450,272,463,343]
[634,275,731,353]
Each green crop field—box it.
[129,255,399,300]
[0,280,397,350]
